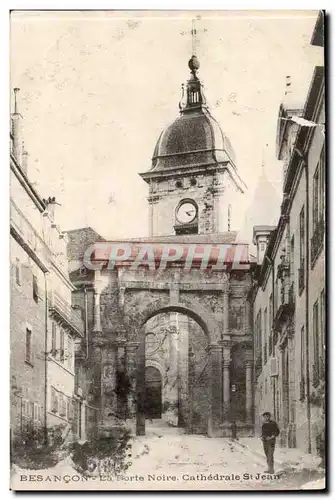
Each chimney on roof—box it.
[11,88,23,166]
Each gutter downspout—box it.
[265,254,276,417]
[44,271,49,444]
[305,155,312,455]
[296,147,312,454]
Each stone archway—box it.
[123,300,222,436]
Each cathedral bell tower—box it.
[140,55,246,237]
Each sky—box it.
[10,10,321,240]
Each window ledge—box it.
[25,360,34,368]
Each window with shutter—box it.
[67,335,73,370]
[51,388,58,413]
[59,394,66,417]
[51,322,57,356]
[60,329,65,363]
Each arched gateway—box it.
[70,54,254,438]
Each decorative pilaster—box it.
[125,342,139,420]
[135,336,146,436]
[207,343,222,434]
[93,270,104,333]
[100,344,117,435]
[93,290,101,332]
[169,269,180,305]
[223,285,230,336]
[187,346,195,433]
[244,295,252,336]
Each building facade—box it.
[69,54,255,439]
[10,89,85,442]
[252,13,325,455]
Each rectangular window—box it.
[60,329,65,363]
[59,394,67,417]
[66,397,72,421]
[67,335,73,370]
[32,274,38,302]
[51,388,58,413]
[15,258,21,285]
[51,322,57,356]
[313,299,320,386]
[25,328,32,364]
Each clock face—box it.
[176,201,197,224]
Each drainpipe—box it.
[44,271,49,444]
[295,147,311,454]
[265,255,276,417]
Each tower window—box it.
[190,178,197,187]
[175,180,183,189]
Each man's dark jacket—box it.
[261,420,280,440]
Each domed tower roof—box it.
[147,56,237,173]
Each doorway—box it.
[145,366,162,419]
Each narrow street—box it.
[124,420,324,491]
[11,420,325,491]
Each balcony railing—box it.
[311,218,324,265]
[48,291,84,337]
[298,265,305,295]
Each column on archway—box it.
[208,343,223,434]
[135,333,146,436]
[221,340,232,423]
[93,270,103,333]
[177,314,189,427]
[100,342,118,434]
[116,336,126,419]
[125,341,139,420]
[187,346,195,433]
[164,315,178,426]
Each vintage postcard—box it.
[10,10,325,491]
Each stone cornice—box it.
[123,281,229,292]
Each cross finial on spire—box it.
[191,18,197,56]
[180,17,208,59]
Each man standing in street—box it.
[261,411,280,474]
